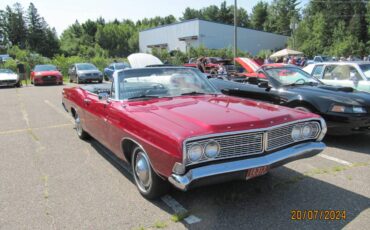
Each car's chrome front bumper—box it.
[168,142,325,191]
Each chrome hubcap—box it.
[134,151,151,190]
[75,115,82,136]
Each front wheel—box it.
[74,112,89,139]
[131,146,169,199]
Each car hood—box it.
[122,95,319,141]
[0,73,18,80]
[77,70,101,74]
[35,70,62,76]
[287,84,370,106]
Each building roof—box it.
[140,18,288,37]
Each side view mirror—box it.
[98,92,109,101]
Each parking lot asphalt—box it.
[0,84,369,230]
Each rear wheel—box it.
[131,146,169,199]
[74,112,89,139]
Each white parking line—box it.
[319,154,353,166]
[161,195,201,224]
[184,215,202,224]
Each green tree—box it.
[27,3,47,54]
[180,7,202,21]
[250,1,269,30]
[3,3,28,48]
[265,0,300,35]
[293,0,368,56]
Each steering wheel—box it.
[294,78,306,84]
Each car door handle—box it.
[83,99,91,105]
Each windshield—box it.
[35,65,57,71]
[0,69,15,74]
[117,68,219,100]
[115,63,128,70]
[359,64,370,79]
[264,67,320,86]
[77,63,97,71]
[322,56,332,62]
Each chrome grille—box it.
[184,120,321,166]
[0,80,16,84]
[267,122,320,151]
[185,132,263,165]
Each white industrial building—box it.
[139,19,288,55]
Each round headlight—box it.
[188,143,203,162]
[204,140,220,158]
[291,125,302,141]
[302,124,312,139]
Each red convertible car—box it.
[31,64,63,86]
[62,66,326,199]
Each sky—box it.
[0,0,310,36]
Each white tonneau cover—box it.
[127,53,163,68]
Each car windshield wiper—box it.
[127,95,160,100]
[303,81,319,86]
[181,91,206,96]
[284,83,301,87]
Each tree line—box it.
[0,0,370,61]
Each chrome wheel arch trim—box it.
[120,137,164,179]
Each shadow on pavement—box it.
[85,138,369,230]
[324,134,370,155]
[171,166,370,230]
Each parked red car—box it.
[62,66,326,199]
[31,64,63,86]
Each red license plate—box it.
[246,166,269,180]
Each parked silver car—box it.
[304,62,370,93]
[68,63,103,84]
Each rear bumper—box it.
[168,141,325,191]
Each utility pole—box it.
[234,0,237,65]
[290,19,298,50]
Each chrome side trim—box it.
[170,141,325,191]
[120,137,148,162]
[317,118,327,141]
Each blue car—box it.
[103,62,130,81]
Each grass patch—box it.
[171,212,189,223]
[154,221,167,229]
[332,165,347,172]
